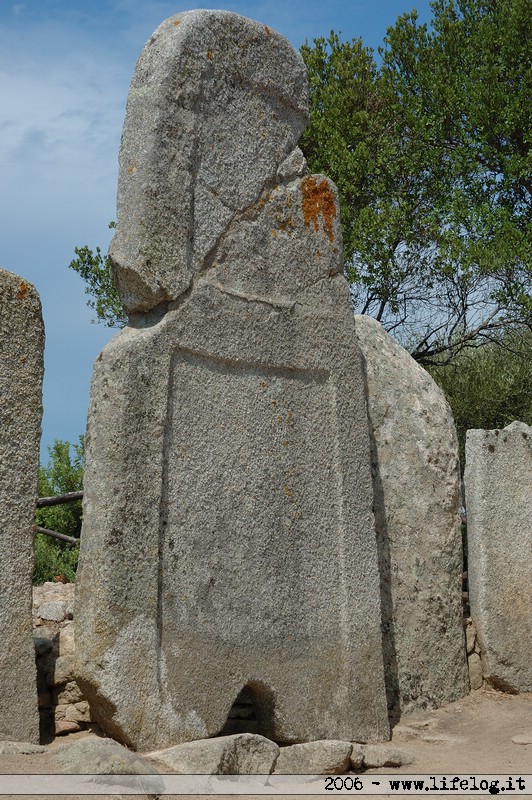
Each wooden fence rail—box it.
[35,491,83,546]
[36,491,83,508]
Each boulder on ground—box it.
[147,733,279,774]
[274,740,352,774]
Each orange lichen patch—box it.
[172,19,181,26]
[127,163,137,175]
[264,25,271,35]
[16,281,29,301]
[207,49,213,60]
[301,176,336,242]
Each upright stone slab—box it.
[0,269,43,743]
[75,10,389,752]
[354,315,469,719]
[465,422,532,692]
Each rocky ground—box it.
[0,687,530,800]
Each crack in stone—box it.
[198,278,296,311]
[125,149,310,326]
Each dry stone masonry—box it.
[75,10,389,752]
[354,316,469,717]
[33,582,91,738]
[0,268,43,743]
[465,422,532,692]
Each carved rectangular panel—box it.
[160,349,346,651]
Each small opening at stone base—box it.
[219,686,259,736]
[218,682,276,738]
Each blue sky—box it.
[1,0,433,462]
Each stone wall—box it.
[33,583,91,739]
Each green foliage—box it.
[69,222,127,328]
[428,330,532,464]
[36,438,85,536]
[300,0,532,364]
[33,534,79,585]
[33,438,84,585]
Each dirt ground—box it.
[0,687,530,800]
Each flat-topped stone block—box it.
[465,421,532,692]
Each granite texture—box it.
[355,315,469,719]
[465,421,532,692]
[109,9,308,314]
[0,268,43,743]
[75,10,389,751]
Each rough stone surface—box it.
[362,744,416,768]
[148,733,279,774]
[0,741,46,755]
[468,653,484,691]
[109,10,308,314]
[51,738,161,784]
[33,583,90,738]
[47,655,75,686]
[349,744,365,769]
[0,269,44,743]
[465,619,476,655]
[274,740,352,774]
[354,315,469,719]
[36,601,67,622]
[512,734,532,745]
[75,11,389,752]
[465,422,532,692]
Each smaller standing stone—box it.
[0,269,43,744]
[355,315,468,717]
[465,422,532,692]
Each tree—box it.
[69,222,126,329]
[428,329,532,464]
[34,438,84,584]
[300,0,531,364]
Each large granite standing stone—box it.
[0,269,43,743]
[354,315,469,719]
[465,422,532,692]
[75,10,389,752]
